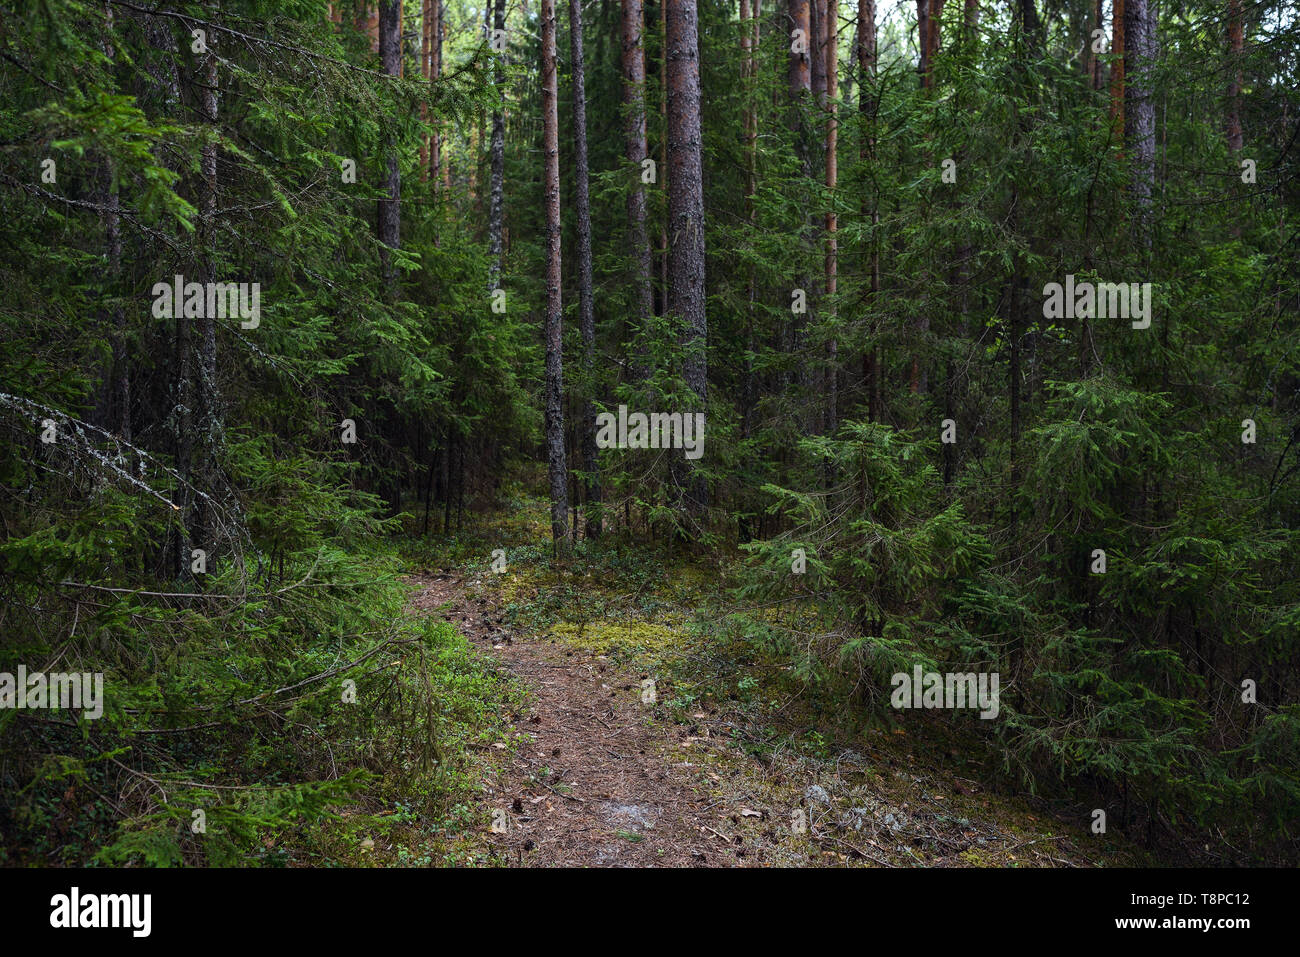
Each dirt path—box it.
[409,572,748,867]
[407,569,1136,869]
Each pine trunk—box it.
[541,0,570,547]
[488,0,507,288]
[570,0,601,536]
[378,1,402,292]
[666,0,707,512]
[1124,0,1155,240]
[622,0,655,377]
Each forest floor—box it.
[400,494,1149,868]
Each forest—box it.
[0,0,1297,871]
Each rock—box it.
[804,784,831,805]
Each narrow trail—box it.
[410,572,752,867]
[407,567,1135,869]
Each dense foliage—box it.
[1,0,1296,863]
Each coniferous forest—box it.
[2,0,1299,894]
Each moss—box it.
[548,620,686,656]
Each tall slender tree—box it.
[541,0,570,546]
[378,0,402,292]
[421,0,431,177]
[488,0,507,288]
[858,0,880,421]
[623,0,655,375]
[825,0,838,437]
[570,0,600,535]
[1226,0,1244,153]
[741,0,760,437]
[1111,0,1126,134]
[1124,0,1156,240]
[194,25,223,554]
[788,0,813,394]
[666,0,707,512]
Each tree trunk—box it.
[378,1,402,291]
[741,0,759,437]
[858,0,880,421]
[666,0,707,512]
[1226,0,1244,153]
[97,6,129,444]
[658,0,669,324]
[421,0,430,178]
[432,0,443,188]
[788,0,811,99]
[194,26,222,556]
[1123,0,1155,240]
[622,0,655,377]
[916,0,929,87]
[1090,0,1104,90]
[824,0,838,437]
[570,0,601,537]
[810,0,826,103]
[440,3,450,192]
[788,0,812,394]
[541,0,570,547]
[488,0,506,289]
[910,0,942,394]
[1110,0,1125,134]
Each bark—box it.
[788,0,812,394]
[570,0,601,536]
[811,0,826,103]
[541,0,570,546]
[917,0,929,86]
[930,0,945,67]
[658,0,669,323]
[433,0,443,188]
[194,26,222,555]
[858,0,880,421]
[421,0,430,178]
[1110,0,1125,133]
[96,6,129,443]
[825,0,838,437]
[378,1,402,291]
[788,0,811,132]
[1123,0,1155,239]
[488,0,506,288]
[440,3,450,191]
[133,10,189,575]
[666,0,707,511]
[1226,0,1243,153]
[1016,0,1042,50]
[1090,0,1104,90]
[911,0,943,393]
[622,0,654,375]
[741,0,759,436]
